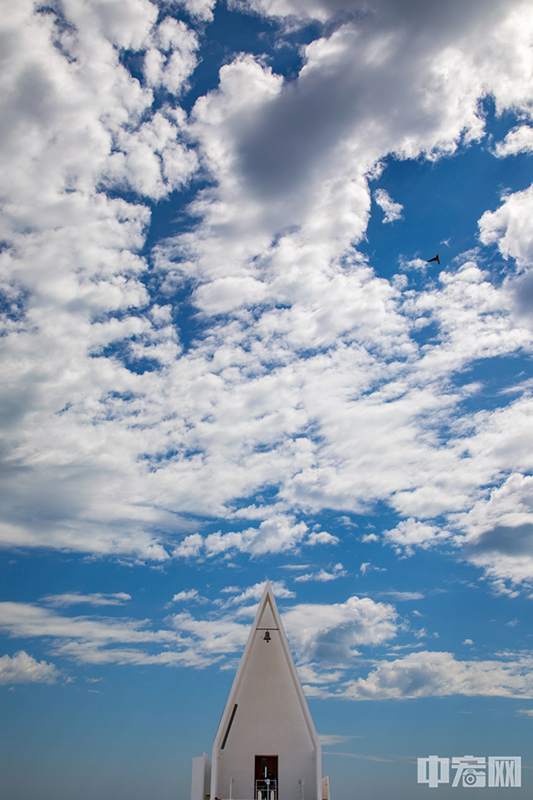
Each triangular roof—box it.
[212,579,320,752]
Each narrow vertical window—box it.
[221,704,238,750]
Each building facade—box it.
[191,581,330,800]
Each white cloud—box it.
[297,663,344,686]
[295,563,346,582]
[282,596,397,662]
[169,589,208,604]
[0,594,396,676]
[0,601,217,668]
[359,562,386,575]
[0,0,204,560]
[306,531,339,546]
[167,593,398,672]
[384,519,444,555]
[478,185,533,327]
[174,534,204,559]
[0,602,173,646]
[379,591,424,601]
[143,18,199,96]
[175,517,310,559]
[400,257,429,272]
[4,594,530,703]
[494,126,533,157]
[183,0,533,296]
[374,189,403,224]
[169,0,217,21]
[219,580,295,605]
[167,612,251,656]
[106,108,198,198]
[0,0,532,578]
[318,734,354,745]
[193,276,268,315]
[0,650,60,685]
[453,472,533,592]
[228,0,533,181]
[42,592,131,607]
[479,185,533,268]
[69,0,158,50]
[341,650,533,700]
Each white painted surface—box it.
[208,582,325,800]
[191,752,211,800]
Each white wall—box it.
[191,752,211,800]
[211,592,322,800]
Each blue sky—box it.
[1,0,533,798]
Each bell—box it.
[263,630,271,643]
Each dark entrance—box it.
[255,755,278,799]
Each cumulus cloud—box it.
[143,17,199,95]
[307,531,340,546]
[172,593,399,669]
[504,271,533,323]
[282,596,397,662]
[452,473,533,592]
[0,650,60,685]
[374,189,403,223]
[342,650,533,700]
[399,257,429,272]
[297,663,345,687]
[218,580,295,606]
[0,0,532,589]
[295,563,346,582]
[174,534,204,559]
[166,612,251,657]
[494,126,533,157]
[170,0,217,21]
[0,593,396,676]
[178,0,533,303]
[465,523,533,594]
[479,186,533,325]
[175,517,310,559]
[0,0,202,560]
[359,562,386,576]
[384,519,445,555]
[479,186,533,268]
[169,589,208,604]
[2,594,530,703]
[226,0,533,193]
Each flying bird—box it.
[426,253,440,264]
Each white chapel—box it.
[191,581,330,800]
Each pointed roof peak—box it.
[252,579,280,632]
[211,575,321,768]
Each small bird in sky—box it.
[426,253,440,264]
